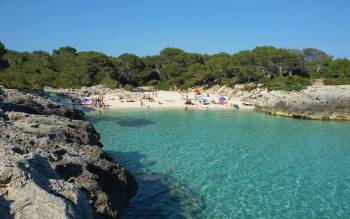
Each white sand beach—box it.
[84,89,254,111]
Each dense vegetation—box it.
[0,41,349,91]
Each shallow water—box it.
[88,110,350,219]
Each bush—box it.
[324,77,350,85]
[123,84,134,91]
[264,76,311,91]
[179,80,195,91]
[243,83,258,92]
[154,81,173,90]
[101,77,117,89]
[220,78,235,87]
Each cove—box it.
[88,110,350,218]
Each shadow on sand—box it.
[107,150,206,219]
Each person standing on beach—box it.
[100,95,105,109]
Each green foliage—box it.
[328,59,350,78]
[0,41,6,57]
[101,77,117,89]
[0,40,349,91]
[0,41,9,70]
[324,77,350,85]
[243,83,258,92]
[123,84,134,91]
[53,46,77,55]
[264,76,311,91]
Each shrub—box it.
[154,81,173,90]
[179,80,195,91]
[243,83,258,92]
[101,77,117,89]
[123,84,134,91]
[264,76,311,91]
[324,77,350,85]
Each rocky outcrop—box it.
[0,86,137,219]
[205,84,350,120]
[245,85,350,120]
[0,87,84,120]
[0,139,93,219]
[45,85,112,98]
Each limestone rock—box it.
[0,139,93,219]
[0,86,137,218]
[244,85,350,120]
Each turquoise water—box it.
[88,110,350,219]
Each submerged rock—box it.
[0,86,137,219]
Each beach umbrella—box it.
[80,97,89,102]
[219,96,226,102]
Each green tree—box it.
[302,48,332,78]
[0,41,9,70]
[115,53,145,86]
[329,59,350,78]
[0,43,347,90]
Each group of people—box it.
[89,95,105,108]
[90,95,105,114]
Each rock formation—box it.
[0,86,137,219]
[245,85,350,120]
[45,85,112,98]
[206,84,350,120]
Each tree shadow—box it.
[107,150,206,219]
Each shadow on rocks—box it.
[0,197,13,219]
[106,150,206,219]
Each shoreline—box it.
[87,103,252,112]
[46,84,350,121]
[86,106,250,115]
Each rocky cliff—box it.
[0,86,137,219]
[245,85,350,120]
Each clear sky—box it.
[1,0,349,58]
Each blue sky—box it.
[1,0,349,58]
